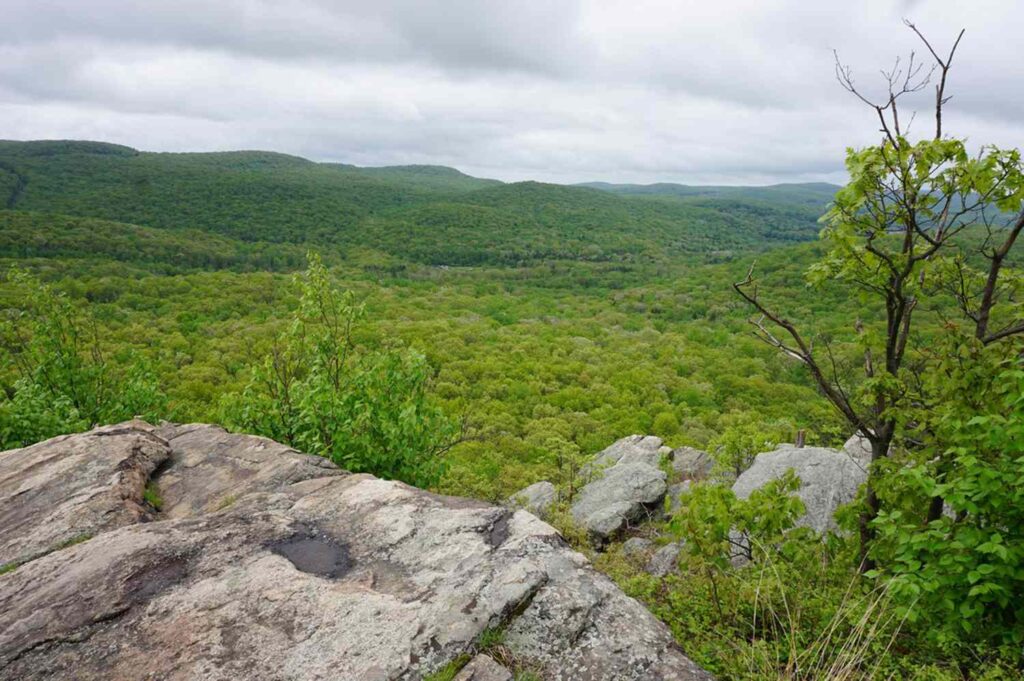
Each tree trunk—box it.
[857,435,890,573]
[858,485,879,573]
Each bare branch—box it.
[733,266,870,433]
[904,20,965,138]
[982,320,1024,346]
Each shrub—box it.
[226,253,459,488]
[0,269,166,448]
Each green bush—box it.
[871,341,1024,650]
[0,269,166,448]
[226,254,458,488]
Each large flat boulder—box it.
[571,463,667,540]
[0,424,710,681]
[0,420,169,568]
[732,445,867,534]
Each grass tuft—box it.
[143,482,163,511]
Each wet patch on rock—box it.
[270,533,352,579]
[125,554,190,604]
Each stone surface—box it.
[502,542,708,681]
[506,480,557,517]
[153,423,342,518]
[646,543,684,577]
[841,433,874,468]
[622,537,654,557]
[0,420,168,568]
[670,447,712,480]
[586,435,665,473]
[0,423,710,681]
[667,481,692,513]
[453,655,512,681]
[571,463,667,540]
[732,445,867,534]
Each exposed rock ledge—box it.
[0,422,711,681]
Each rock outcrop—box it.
[585,434,667,473]
[0,423,710,681]
[570,436,669,541]
[0,420,168,569]
[506,480,557,518]
[571,470,667,542]
[732,444,867,534]
[669,447,712,480]
[151,422,341,518]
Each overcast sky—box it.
[2,1,1021,185]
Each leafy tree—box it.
[651,410,681,438]
[226,253,460,488]
[0,269,165,447]
[669,472,808,614]
[872,338,1024,647]
[734,24,1024,571]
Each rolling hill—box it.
[0,140,833,267]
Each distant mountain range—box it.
[576,181,840,208]
[0,140,837,268]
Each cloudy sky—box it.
[2,0,1021,184]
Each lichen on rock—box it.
[0,423,711,681]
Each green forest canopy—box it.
[0,139,848,497]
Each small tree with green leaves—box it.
[670,472,807,614]
[227,253,460,488]
[733,23,1024,572]
[871,339,1024,648]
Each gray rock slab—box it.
[507,480,557,517]
[154,423,343,518]
[587,435,665,473]
[0,420,169,567]
[0,424,710,681]
[732,445,867,534]
[571,463,667,540]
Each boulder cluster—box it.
[509,433,869,577]
[0,422,711,681]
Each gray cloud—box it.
[1,0,1021,184]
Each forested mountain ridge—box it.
[0,140,831,266]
